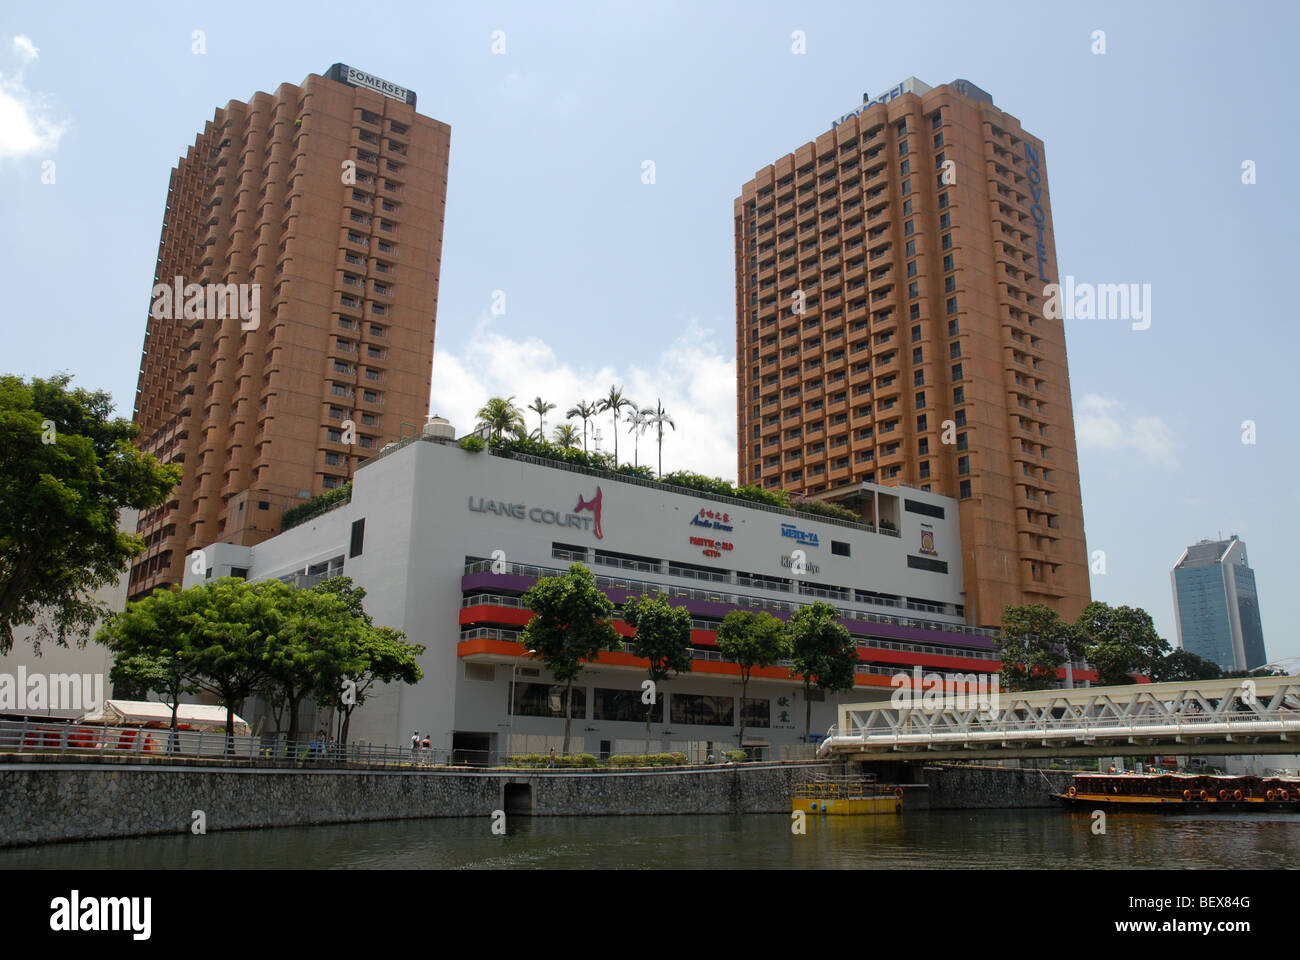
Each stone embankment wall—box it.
[0,755,833,848]
[919,765,1075,809]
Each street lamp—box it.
[508,648,537,761]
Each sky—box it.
[2,0,1297,666]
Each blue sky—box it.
[3,0,1296,664]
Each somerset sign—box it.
[328,62,417,106]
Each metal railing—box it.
[0,719,460,768]
[465,558,997,640]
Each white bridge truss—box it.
[818,677,1300,761]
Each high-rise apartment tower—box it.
[1171,537,1268,672]
[129,64,450,601]
[734,77,1089,627]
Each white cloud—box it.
[1076,393,1177,466]
[12,35,38,64]
[0,34,68,160]
[429,315,738,479]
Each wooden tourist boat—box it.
[1054,773,1300,812]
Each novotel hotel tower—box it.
[734,78,1091,629]
[129,65,451,601]
[184,425,1099,760]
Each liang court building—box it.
[185,426,1060,760]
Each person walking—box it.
[411,730,420,762]
[420,733,432,765]
[547,747,556,768]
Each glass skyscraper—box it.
[1171,537,1267,672]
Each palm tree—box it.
[527,397,556,441]
[565,400,598,454]
[475,396,526,444]
[645,399,675,478]
[552,423,581,450]
[625,407,649,468]
[597,386,631,465]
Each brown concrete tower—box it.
[734,78,1089,627]
[129,64,450,600]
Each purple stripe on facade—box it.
[462,572,995,652]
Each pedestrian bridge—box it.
[817,677,1300,761]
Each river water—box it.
[5,809,1298,869]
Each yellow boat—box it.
[793,776,904,816]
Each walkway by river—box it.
[4,809,1296,869]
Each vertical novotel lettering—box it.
[1025,142,1050,284]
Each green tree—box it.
[1150,648,1223,682]
[551,423,581,449]
[716,610,789,752]
[997,603,1082,691]
[624,407,649,468]
[475,396,526,444]
[527,396,556,441]
[565,400,599,454]
[1075,601,1170,686]
[186,578,281,754]
[0,374,180,655]
[622,592,693,753]
[97,587,205,752]
[597,386,631,466]
[644,399,675,478]
[787,602,857,743]
[520,563,621,754]
[310,577,424,746]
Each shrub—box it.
[459,435,485,452]
[724,750,747,763]
[281,482,353,531]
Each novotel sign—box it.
[328,62,417,107]
[832,76,932,129]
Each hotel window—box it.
[898,138,908,156]
[905,239,916,257]
[907,261,917,278]
[510,682,587,720]
[329,405,344,419]
[912,346,923,364]
[322,475,343,490]
[904,219,915,236]
[909,303,920,320]
[943,254,954,271]
[951,362,963,380]
[908,282,919,299]
[919,460,930,479]
[916,414,927,431]
[902,198,913,216]
[899,159,911,176]
[915,390,926,407]
[946,297,959,315]
[959,479,971,498]
[939,212,951,229]
[932,112,943,129]
[361,412,377,426]
[901,179,911,196]
[956,432,968,451]
[934,132,945,148]
[913,370,925,387]
[942,233,953,250]
[327,428,342,442]
[958,455,970,475]
[934,151,945,167]
[911,325,921,342]
[955,409,967,426]
[917,437,929,455]
[953,386,965,404]
[944,276,956,293]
